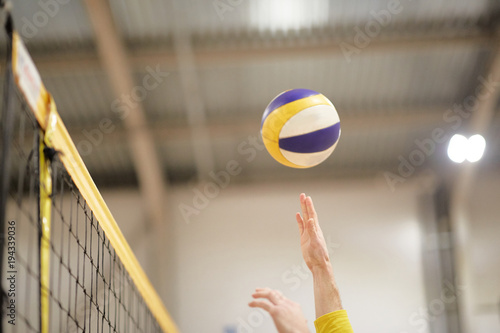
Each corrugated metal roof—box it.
[108,0,173,42]
[10,0,93,48]
[106,0,493,38]
[42,70,115,125]
[197,43,486,122]
[1,0,499,186]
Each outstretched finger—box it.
[300,193,309,222]
[249,299,273,312]
[296,212,305,235]
[305,196,318,222]
[252,289,282,305]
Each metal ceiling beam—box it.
[82,0,177,309]
[168,0,214,182]
[83,0,166,230]
[33,34,496,73]
[449,40,500,333]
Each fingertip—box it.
[254,288,266,295]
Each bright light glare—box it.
[251,0,329,32]
[466,134,486,162]
[447,134,486,163]
[448,134,468,163]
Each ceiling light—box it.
[251,0,329,32]
[448,134,468,163]
[447,134,486,164]
[466,134,486,163]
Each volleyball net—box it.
[0,9,178,333]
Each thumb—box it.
[296,213,305,235]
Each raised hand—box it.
[296,193,330,271]
[249,288,310,333]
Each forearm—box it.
[311,263,343,318]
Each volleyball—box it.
[261,89,341,168]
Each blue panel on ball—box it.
[261,89,320,126]
[279,122,340,154]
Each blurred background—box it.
[1,0,500,332]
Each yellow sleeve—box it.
[314,310,354,333]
